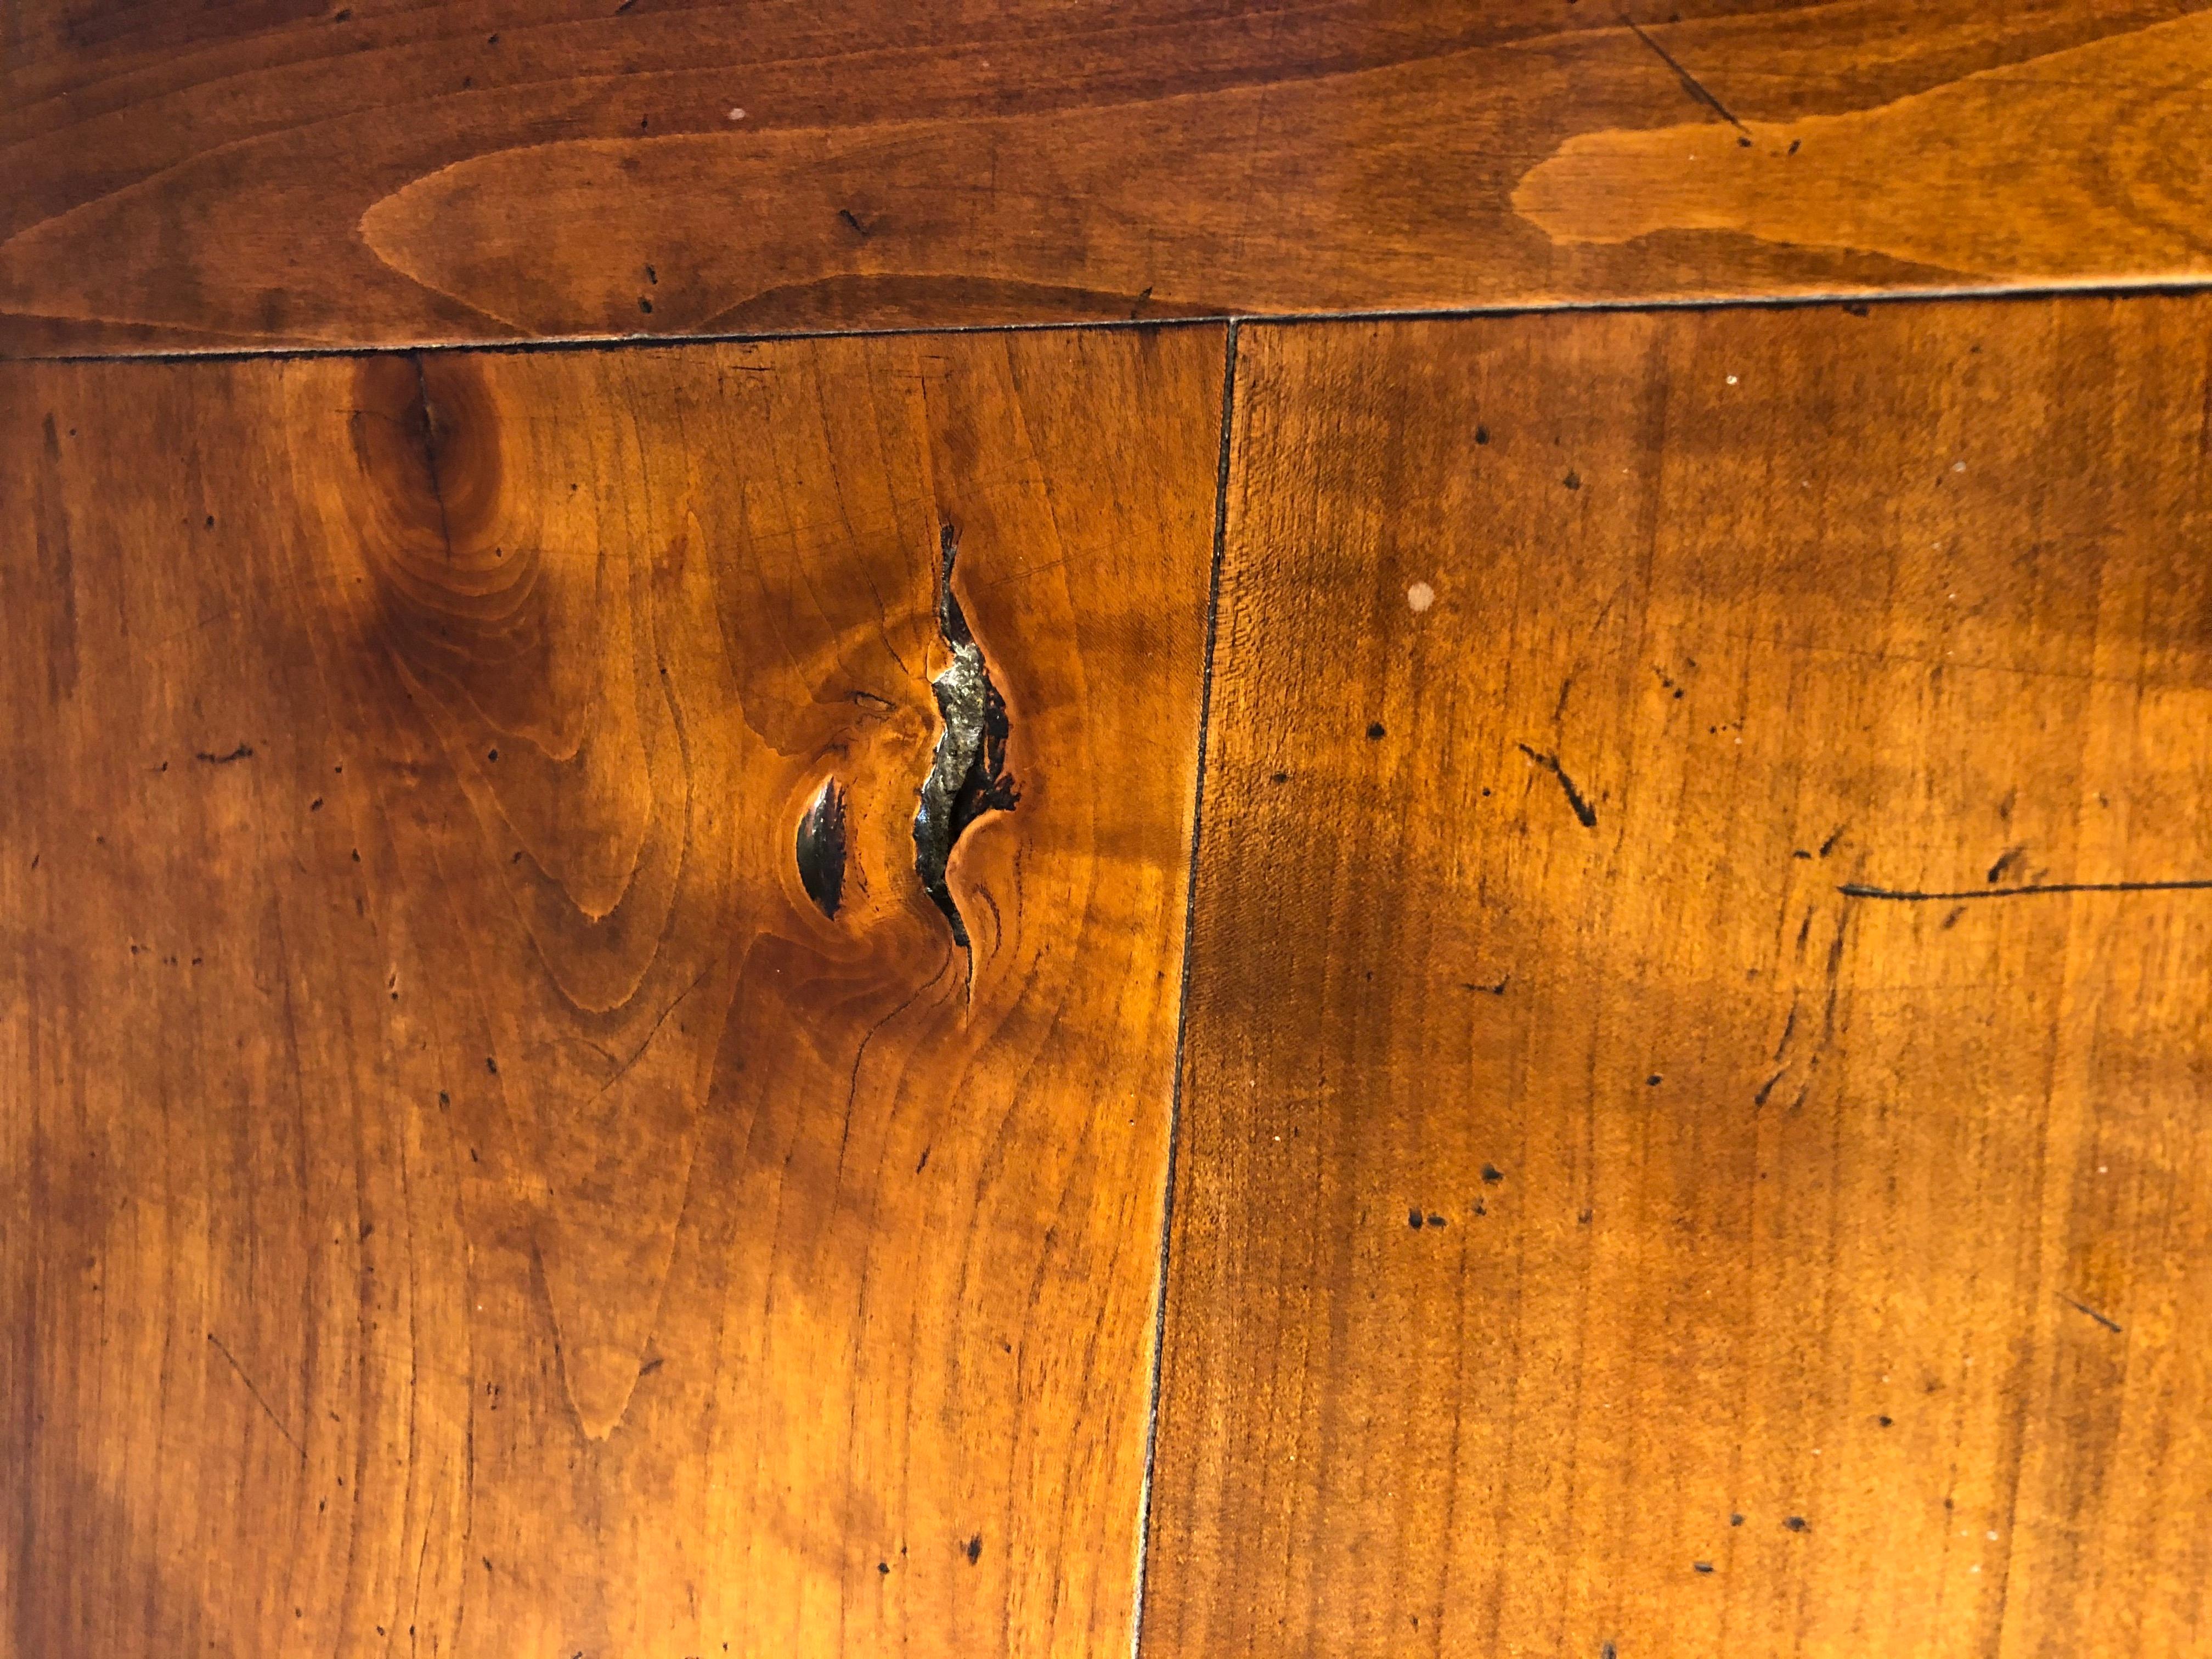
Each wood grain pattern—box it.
[1144,299,2212,1658]
[0,322,1222,1655]
[6,0,2211,354]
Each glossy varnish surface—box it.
[6,0,2212,353]
[0,324,1223,1655]
[1144,299,2212,1657]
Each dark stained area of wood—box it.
[1143,296,2212,1659]
[796,775,848,918]
[7,0,2212,352]
[0,323,1223,1656]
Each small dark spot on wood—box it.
[1785,1515,1808,1532]
[485,1057,499,1075]
[1793,849,1812,860]
[1819,825,1846,856]
[195,744,254,764]
[309,798,323,811]
[839,207,870,238]
[205,515,215,528]
[1878,1415,1893,1426]
[1426,1213,1447,1228]
[1367,722,1386,740]
[1475,425,1489,444]
[1515,743,1598,828]
[333,7,351,18]
[1270,771,1289,783]
[1843,302,1870,317]
[637,1356,664,1376]
[1646,1074,1662,1087]
[486,31,499,43]
[965,1534,982,1564]
[487,748,499,761]
[1481,1164,1505,1183]
[1693,1561,1714,1574]
[878,1561,890,1575]
[1730,1513,1745,1526]
[1788,138,1802,154]
[1563,470,1581,490]
[639,297,654,314]
[2062,1295,2123,1334]
[1408,1209,1423,1229]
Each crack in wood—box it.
[912,526,1018,948]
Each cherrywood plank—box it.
[1144,298,2212,1658]
[0,322,1222,1656]
[6,1,2211,353]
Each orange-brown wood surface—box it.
[8,1,2212,354]
[1144,299,2212,1658]
[0,323,1223,1656]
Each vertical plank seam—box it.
[1127,317,1240,1659]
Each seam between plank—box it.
[1127,315,1239,1659]
[18,274,2212,365]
